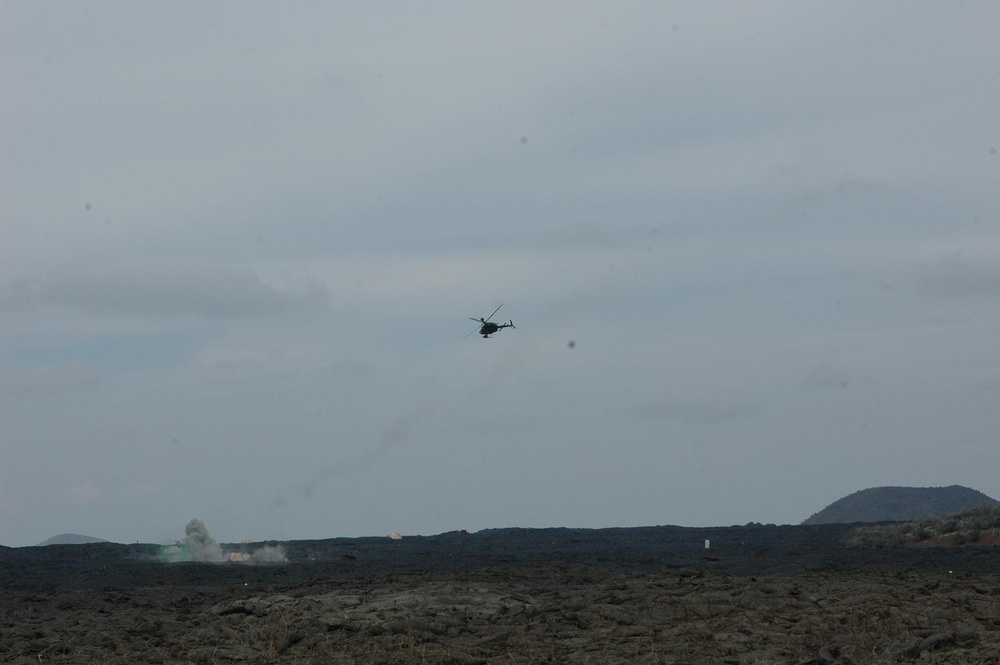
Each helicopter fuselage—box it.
[468,304,515,339]
[478,320,514,338]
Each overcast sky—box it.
[2,2,998,547]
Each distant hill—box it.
[36,533,109,546]
[803,485,1000,525]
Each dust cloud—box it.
[161,518,286,564]
[182,518,223,562]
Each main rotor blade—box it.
[485,303,503,323]
[464,325,480,339]
[469,317,484,322]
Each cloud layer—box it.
[1,1,998,546]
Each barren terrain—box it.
[2,524,999,663]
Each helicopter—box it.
[466,303,515,338]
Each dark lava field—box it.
[2,524,999,663]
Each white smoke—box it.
[164,519,287,564]
[251,544,287,563]
[182,518,224,562]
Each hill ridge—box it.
[36,533,109,546]
[803,485,999,525]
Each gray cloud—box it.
[0,277,40,312]
[625,397,766,426]
[540,221,623,251]
[915,253,1000,299]
[796,364,858,391]
[36,259,327,319]
[2,3,999,546]
[0,360,105,399]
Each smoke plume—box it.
[182,518,224,562]
[251,544,287,563]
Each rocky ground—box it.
[2,524,999,663]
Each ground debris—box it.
[3,567,1000,663]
